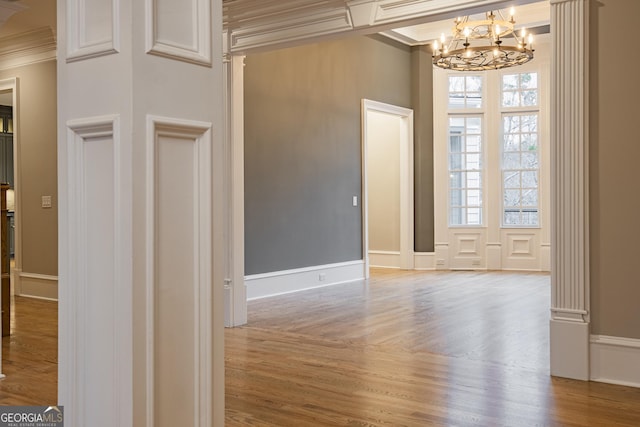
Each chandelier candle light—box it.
[432,8,534,71]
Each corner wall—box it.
[589,0,640,340]
[588,0,640,387]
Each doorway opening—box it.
[361,99,414,277]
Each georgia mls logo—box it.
[0,405,64,426]
[43,406,63,422]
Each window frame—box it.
[446,74,486,227]
[499,70,541,229]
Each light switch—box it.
[42,195,52,208]
[352,196,358,207]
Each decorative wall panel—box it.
[146,0,212,66]
[66,0,120,61]
[64,115,130,427]
[146,116,212,427]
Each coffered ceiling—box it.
[222,0,547,53]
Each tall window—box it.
[501,72,539,226]
[448,75,483,226]
[449,117,483,226]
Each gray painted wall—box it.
[412,45,435,253]
[589,0,640,339]
[244,35,417,275]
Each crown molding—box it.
[224,0,544,53]
[0,27,57,70]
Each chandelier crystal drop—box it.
[432,8,534,71]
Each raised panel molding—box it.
[146,116,213,427]
[63,115,131,427]
[506,233,535,258]
[66,0,120,62]
[146,0,212,66]
[455,233,480,256]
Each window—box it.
[501,72,540,227]
[447,75,484,226]
[448,75,482,109]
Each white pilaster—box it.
[223,32,247,327]
[57,0,224,426]
[549,0,590,381]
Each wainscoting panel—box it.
[64,115,130,427]
[449,231,485,269]
[146,116,212,427]
[501,231,540,271]
[146,0,212,65]
[66,0,120,61]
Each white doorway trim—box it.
[361,99,414,278]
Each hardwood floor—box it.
[0,296,57,405]
[226,269,640,426]
[2,271,639,426]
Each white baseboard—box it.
[15,271,58,301]
[414,252,435,270]
[590,335,640,388]
[369,251,401,269]
[245,260,365,300]
[550,318,589,380]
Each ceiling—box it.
[0,0,55,39]
[0,1,550,53]
[382,1,549,46]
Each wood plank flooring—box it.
[226,269,640,426]
[0,296,57,405]
[2,270,639,426]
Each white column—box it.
[549,0,590,380]
[223,31,248,327]
[57,1,224,426]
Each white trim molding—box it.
[146,0,212,66]
[62,114,132,427]
[361,99,414,277]
[414,252,436,270]
[15,272,58,301]
[66,0,120,62]
[369,250,401,269]
[222,38,247,327]
[225,0,544,53]
[590,335,640,388]
[0,28,57,71]
[245,260,365,300]
[549,0,590,381]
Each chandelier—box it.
[432,8,534,71]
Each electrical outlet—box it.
[352,196,358,207]
[319,273,326,282]
[436,259,445,266]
